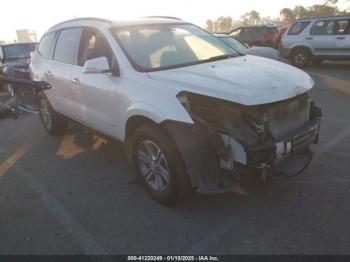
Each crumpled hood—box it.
[148,55,314,106]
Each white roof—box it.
[48,17,188,33]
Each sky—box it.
[0,0,348,42]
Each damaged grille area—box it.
[177,91,320,173]
[180,92,312,147]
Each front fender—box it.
[121,100,193,141]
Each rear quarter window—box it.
[288,22,310,35]
[38,33,56,59]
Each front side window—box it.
[311,20,334,35]
[112,24,238,72]
[288,22,310,35]
[54,28,82,65]
[335,20,350,35]
[38,32,56,59]
[3,43,36,60]
[78,28,113,67]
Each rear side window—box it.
[253,27,265,35]
[288,22,310,35]
[54,28,82,65]
[268,27,279,35]
[240,28,251,36]
[311,20,334,35]
[38,32,56,59]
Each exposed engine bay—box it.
[163,91,322,193]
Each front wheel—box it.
[37,92,67,136]
[290,49,311,68]
[131,125,192,204]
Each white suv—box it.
[281,15,350,67]
[30,17,321,204]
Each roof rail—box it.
[296,14,350,20]
[50,17,113,29]
[143,16,182,20]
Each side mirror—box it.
[83,57,111,74]
[244,43,250,48]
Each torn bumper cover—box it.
[163,92,321,194]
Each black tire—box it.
[290,48,311,68]
[131,124,192,204]
[37,92,67,136]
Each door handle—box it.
[71,78,80,85]
[45,71,52,77]
[305,37,313,40]
[336,36,346,40]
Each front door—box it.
[51,28,82,119]
[69,27,118,136]
[333,19,350,57]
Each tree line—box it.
[205,0,350,32]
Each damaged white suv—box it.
[30,17,321,204]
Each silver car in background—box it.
[280,15,350,68]
[214,33,279,60]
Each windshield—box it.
[218,37,248,53]
[3,43,36,60]
[112,24,238,72]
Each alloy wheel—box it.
[137,140,170,192]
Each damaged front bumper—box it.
[246,119,320,168]
[163,93,322,194]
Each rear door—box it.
[32,32,59,108]
[51,28,82,119]
[333,19,350,57]
[308,20,335,56]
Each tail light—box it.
[280,26,290,46]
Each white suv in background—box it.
[281,15,350,68]
[30,17,321,204]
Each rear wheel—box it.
[131,125,192,204]
[290,48,311,68]
[37,92,67,136]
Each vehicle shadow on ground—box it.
[47,121,301,210]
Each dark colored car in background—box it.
[0,42,37,96]
[229,25,279,48]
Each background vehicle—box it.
[0,42,37,96]
[30,17,321,204]
[229,25,279,48]
[280,15,350,68]
[214,33,279,60]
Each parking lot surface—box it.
[1,62,350,255]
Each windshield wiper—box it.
[199,54,237,64]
